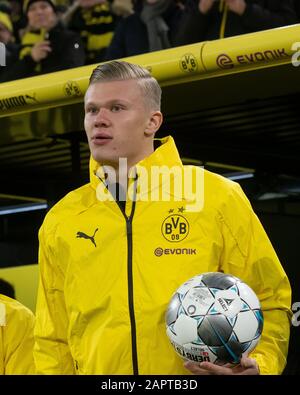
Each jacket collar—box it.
[89,135,183,191]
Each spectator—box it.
[5,0,27,42]
[176,0,298,45]
[0,294,35,374]
[0,10,20,82]
[105,0,185,60]
[0,9,13,46]
[65,0,116,64]
[0,0,85,83]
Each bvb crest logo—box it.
[180,53,198,73]
[63,80,82,97]
[161,214,189,242]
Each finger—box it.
[35,46,51,53]
[39,43,52,49]
[39,47,52,54]
[38,54,49,60]
[35,41,51,47]
[240,355,257,369]
[184,361,214,375]
[184,361,233,375]
[198,361,235,375]
[237,356,259,375]
[36,43,51,48]
[223,362,238,368]
[38,50,51,59]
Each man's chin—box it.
[92,155,119,168]
[35,22,53,31]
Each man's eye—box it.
[87,107,97,113]
[111,105,122,112]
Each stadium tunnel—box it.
[0,24,300,374]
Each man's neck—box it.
[104,145,155,181]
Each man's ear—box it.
[144,111,163,136]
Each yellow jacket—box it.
[34,136,291,375]
[0,294,35,374]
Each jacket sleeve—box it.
[241,0,298,31]
[34,221,75,374]
[3,303,35,374]
[218,182,291,375]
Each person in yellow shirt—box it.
[34,60,291,375]
[0,294,35,374]
[66,0,116,64]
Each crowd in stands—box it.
[0,0,299,83]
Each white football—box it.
[166,272,264,364]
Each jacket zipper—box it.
[126,210,138,375]
[117,179,138,375]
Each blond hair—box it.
[89,61,162,111]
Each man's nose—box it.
[94,108,110,127]
[36,8,44,15]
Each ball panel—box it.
[169,339,218,363]
[238,283,261,309]
[253,309,264,337]
[176,275,204,295]
[233,310,261,343]
[213,289,243,318]
[198,315,232,346]
[201,272,239,290]
[173,314,198,344]
[182,286,215,316]
[165,292,181,326]
[209,344,239,364]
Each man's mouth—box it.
[91,133,113,145]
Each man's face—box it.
[27,1,57,31]
[0,23,12,45]
[84,79,160,170]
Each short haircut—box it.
[88,60,162,111]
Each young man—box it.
[0,294,35,374]
[34,60,291,375]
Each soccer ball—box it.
[166,272,263,365]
